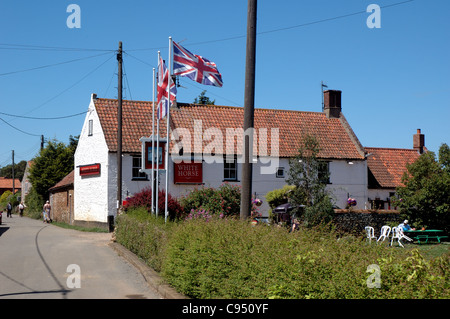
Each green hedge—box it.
[115,209,449,299]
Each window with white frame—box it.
[224,155,237,181]
[132,156,147,180]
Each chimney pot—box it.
[413,129,425,154]
[323,90,342,119]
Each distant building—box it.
[21,160,34,200]
[366,129,425,209]
[0,177,21,198]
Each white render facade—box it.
[73,92,370,225]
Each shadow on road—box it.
[0,226,10,237]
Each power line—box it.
[0,117,41,137]
[0,52,112,76]
[0,111,86,120]
[127,0,415,51]
[17,53,115,116]
[2,53,114,131]
[0,43,114,52]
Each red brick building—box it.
[48,170,74,223]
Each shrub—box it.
[123,187,184,220]
[265,185,295,210]
[115,213,450,299]
[180,183,242,217]
[115,208,174,272]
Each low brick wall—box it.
[333,209,402,236]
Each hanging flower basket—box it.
[347,197,357,207]
[252,198,262,207]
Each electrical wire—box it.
[127,0,415,51]
[0,43,114,52]
[0,51,112,76]
[16,53,115,117]
[0,117,41,137]
[0,111,86,120]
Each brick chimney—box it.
[324,90,342,119]
[413,129,425,154]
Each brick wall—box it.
[333,209,403,236]
[50,188,74,224]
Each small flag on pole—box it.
[173,41,223,87]
[157,56,177,119]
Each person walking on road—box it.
[43,200,52,223]
[19,202,25,217]
[6,202,12,218]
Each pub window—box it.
[318,161,331,184]
[224,156,237,181]
[132,156,148,180]
[88,119,93,136]
[276,167,285,178]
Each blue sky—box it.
[0,0,449,168]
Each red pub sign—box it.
[79,163,101,176]
[174,162,202,184]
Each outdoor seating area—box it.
[403,229,448,244]
[366,225,448,247]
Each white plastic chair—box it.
[365,226,376,243]
[377,225,391,243]
[390,227,412,248]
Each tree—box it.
[28,139,75,201]
[193,90,215,105]
[0,160,27,181]
[394,143,450,232]
[286,135,334,227]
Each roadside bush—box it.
[123,187,184,220]
[115,212,449,299]
[115,208,174,272]
[24,187,44,219]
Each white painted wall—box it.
[74,97,369,223]
[326,160,368,209]
[74,96,110,223]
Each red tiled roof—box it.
[365,147,421,188]
[94,98,365,160]
[0,177,21,190]
[49,170,74,192]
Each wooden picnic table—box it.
[403,229,448,244]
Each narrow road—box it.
[0,215,162,299]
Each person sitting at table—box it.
[398,220,415,231]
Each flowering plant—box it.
[252,198,262,206]
[347,197,357,207]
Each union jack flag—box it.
[157,56,177,119]
[173,41,223,87]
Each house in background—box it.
[0,177,21,198]
[366,129,425,209]
[20,160,34,201]
[73,90,370,227]
[49,170,74,224]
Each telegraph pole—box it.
[240,0,257,220]
[12,150,15,194]
[116,41,123,222]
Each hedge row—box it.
[115,209,449,299]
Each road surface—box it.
[0,215,163,299]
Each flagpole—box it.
[165,36,173,223]
[151,67,156,215]
[156,51,161,218]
